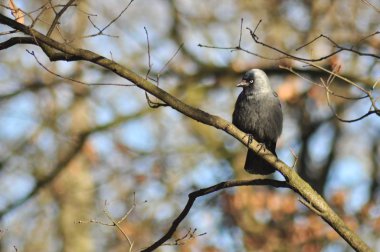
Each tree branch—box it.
[46,0,76,37]
[0,13,372,252]
[0,36,36,50]
[141,179,289,252]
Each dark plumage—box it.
[232,69,283,174]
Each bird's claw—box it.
[243,134,254,146]
[248,134,254,146]
[256,142,266,153]
[244,134,267,153]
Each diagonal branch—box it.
[141,179,289,252]
[247,22,380,60]
[0,13,372,252]
[46,0,76,37]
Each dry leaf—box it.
[9,0,24,24]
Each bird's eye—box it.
[249,80,254,84]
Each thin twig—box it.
[78,195,138,252]
[163,228,207,246]
[301,60,371,99]
[103,201,134,251]
[321,67,379,122]
[247,21,380,60]
[247,26,344,62]
[157,43,184,77]
[100,0,134,33]
[46,0,75,37]
[144,26,152,80]
[198,43,278,60]
[143,32,183,108]
[27,50,135,87]
[278,65,368,100]
[84,0,134,38]
[289,148,298,169]
[143,26,167,108]
[238,18,243,48]
[295,34,324,51]
[145,92,169,108]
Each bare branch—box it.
[279,65,369,100]
[157,43,184,77]
[46,0,76,37]
[145,92,169,108]
[143,27,167,108]
[0,37,36,50]
[27,50,135,87]
[295,34,324,51]
[143,28,182,108]
[103,201,134,251]
[163,228,206,247]
[246,25,344,62]
[85,16,118,39]
[142,179,289,252]
[198,43,277,60]
[84,0,134,38]
[247,21,380,60]
[0,13,373,252]
[144,26,153,80]
[279,64,379,122]
[294,33,380,59]
[78,196,138,252]
[99,0,134,33]
[289,148,299,169]
[302,60,378,110]
[237,18,243,48]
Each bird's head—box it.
[237,69,272,94]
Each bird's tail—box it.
[244,149,276,175]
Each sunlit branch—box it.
[0,12,373,252]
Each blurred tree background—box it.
[0,0,379,251]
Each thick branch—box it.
[0,36,36,50]
[0,14,372,252]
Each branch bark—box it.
[0,14,372,252]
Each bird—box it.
[232,69,283,174]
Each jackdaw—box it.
[232,69,283,174]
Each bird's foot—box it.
[244,134,266,151]
[256,142,266,153]
[244,134,255,146]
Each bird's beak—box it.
[237,80,249,87]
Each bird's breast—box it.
[232,93,281,143]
